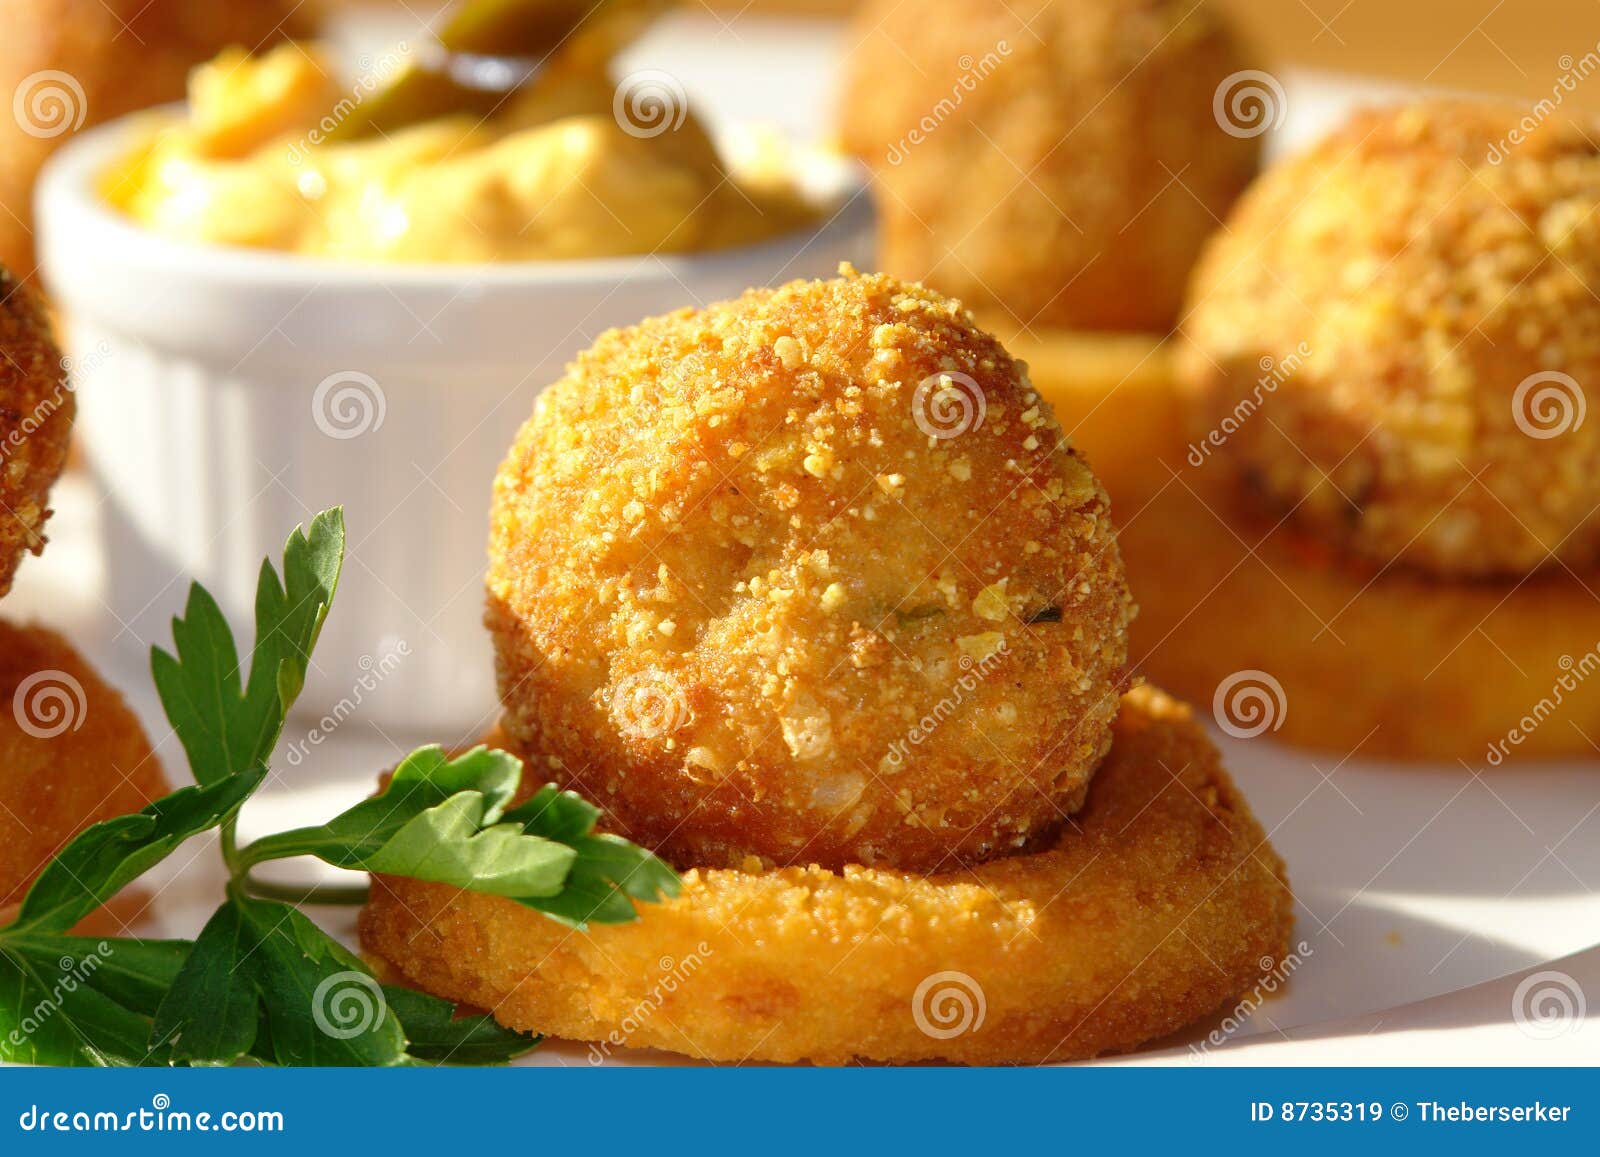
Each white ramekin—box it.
[36,113,873,740]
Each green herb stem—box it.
[240,877,372,906]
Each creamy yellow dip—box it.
[103,44,817,262]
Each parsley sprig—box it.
[0,508,679,1066]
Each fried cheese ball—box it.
[488,269,1135,872]
[1027,296,1600,762]
[1181,101,1600,577]
[0,0,313,272]
[839,0,1259,332]
[0,269,72,597]
[0,621,167,911]
[362,686,1292,1065]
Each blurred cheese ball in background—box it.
[839,0,1260,333]
[488,269,1134,871]
[0,0,313,273]
[0,621,166,911]
[1181,101,1600,577]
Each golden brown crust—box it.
[1033,321,1600,762]
[1181,100,1600,577]
[0,270,72,596]
[0,0,314,273]
[839,0,1259,332]
[488,269,1134,872]
[0,621,167,908]
[361,684,1293,1065]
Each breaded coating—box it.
[0,621,167,910]
[0,270,72,597]
[1182,101,1600,577]
[839,0,1259,332]
[0,0,312,272]
[362,685,1292,1066]
[488,269,1135,872]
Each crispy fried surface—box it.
[1182,100,1600,577]
[0,0,314,273]
[0,621,166,908]
[488,269,1134,872]
[0,270,71,597]
[361,685,1292,1065]
[1035,323,1600,762]
[839,0,1258,332]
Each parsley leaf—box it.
[152,509,343,785]
[238,746,576,898]
[0,506,675,1067]
[0,935,189,1066]
[381,986,541,1065]
[506,785,683,928]
[149,901,262,1066]
[8,769,265,933]
[238,748,681,928]
[152,891,539,1067]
